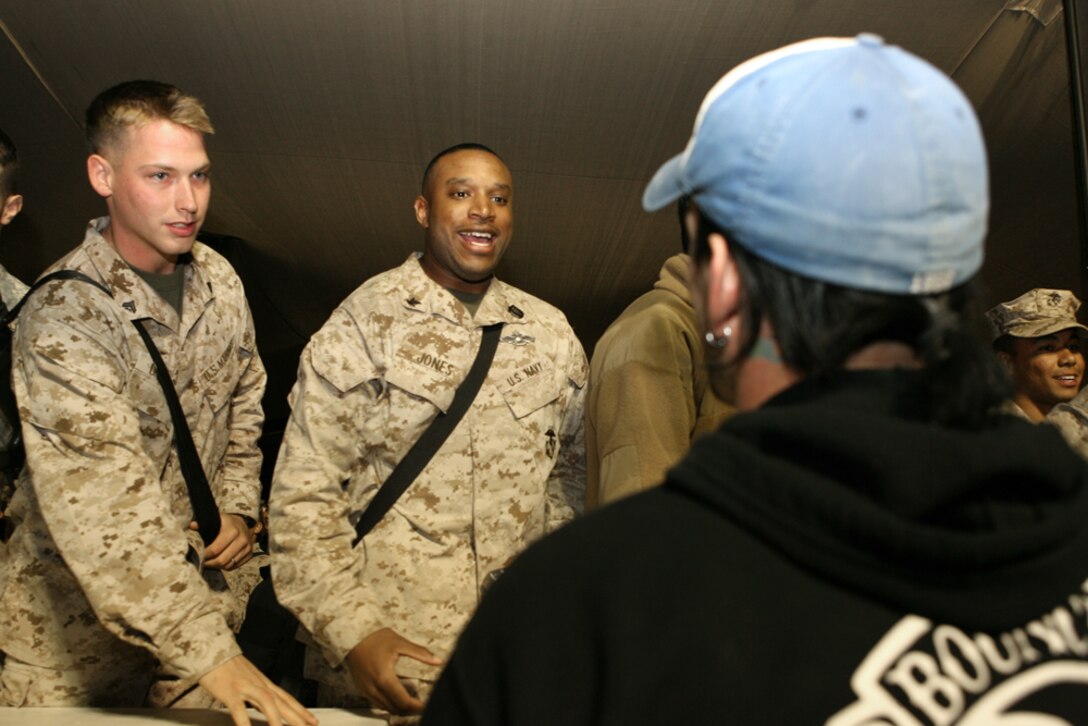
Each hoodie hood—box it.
[652,254,692,304]
[667,369,1088,630]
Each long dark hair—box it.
[690,207,1009,427]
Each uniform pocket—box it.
[195,343,239,416]
[498,365,561,420]
[129,367,169,425]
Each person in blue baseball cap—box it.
[422,36,1088,724]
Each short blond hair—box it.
[85,80,213,155]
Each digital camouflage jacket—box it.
[271,253,587,685]
[0,218,265,682]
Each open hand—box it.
[345,628,443,714]
[199,654,317,726]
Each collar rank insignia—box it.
[507,305,524,318]
[122,300,137,313]
[502,331,534,347]
[407,297,421,307]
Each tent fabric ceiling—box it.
[0,1,1083,409]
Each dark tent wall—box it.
[1066,0,1088,273]
[964,0,1084,301]
[0,0,1084,426]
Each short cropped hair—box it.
[421,142,503,194]
[0,128,19,200]
[85,80,213,155]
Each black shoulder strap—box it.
[4,269,111,325]
[1,270,220,549]
[353,321,504,544]
[131,320,221,546]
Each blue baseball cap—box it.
[643,34,989,294]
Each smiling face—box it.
[413,149,513,294]
[88,118,210,274]
[1003,328,1085,419]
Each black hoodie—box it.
[424,370,1088,725]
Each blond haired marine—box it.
[0,80,314,726]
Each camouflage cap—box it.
[985,288,1088,342]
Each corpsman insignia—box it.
[502,331,535,347]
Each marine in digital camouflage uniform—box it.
[270,144,587,719]
[0,83,314,726]
[0,127,28,543]
[0,219,265,702]
[0,258,26,531]
[986,287,1088,458]
[0,129,27,314]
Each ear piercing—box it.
[705,325,732,348]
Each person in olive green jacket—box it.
[585,237,735,509]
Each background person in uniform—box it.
[270,143,587,719]
[0,80,314,726]
[0,128,27,308]
[986,288,1087,421]
[0,128,28,542]
[987,287,1088,458]
[585,199,735,509]
[422,35,1088,724]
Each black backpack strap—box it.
[4,269,111,325]
[131,320,222,546]
[353,322,505,545]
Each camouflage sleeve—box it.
[13,289,240,680]
[1047,388,1088,461]
[270,307,386,664]
[213,297,266,517]
[545,326,588,531]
